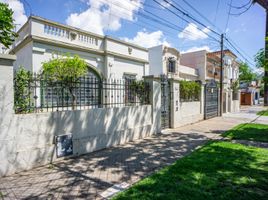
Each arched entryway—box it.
[77,65,102,108]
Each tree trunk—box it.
[69,88,77,110]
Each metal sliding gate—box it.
[160,75,171,129]
[204,80,219,119]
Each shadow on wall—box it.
[0,104,154,177]
[0,74,162,177]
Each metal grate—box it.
[14,72,150,114]
[160,75,171,129]
[204,80,219,119]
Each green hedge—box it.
[180,80,201,102]
[14,67,33,113]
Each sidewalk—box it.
[0,106,266,199]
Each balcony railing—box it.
[43,24,99,46]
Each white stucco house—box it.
[180,49,240,113]
[148,45,199,80]
[10,16,149,81]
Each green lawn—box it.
[257,110,268,116]
[113,141,268,200]
[223,123,268,142]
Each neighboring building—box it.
[180,49,240,113]
[148,45,199,80]
[10,16,149,81]
[240,81,261,105]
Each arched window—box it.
[41,65,103,110]
[77,66,102,108]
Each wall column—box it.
[229,90,233,113]
[170,79,180,128]
[144,76,161,134]
[200,84,205,116]
[0,54,16,117]
[0,54,16,177]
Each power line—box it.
[144,0,254,66]
[214,0,220,25]
[144,0,254,65]
[229,0,252,9]
[99,0,221,42]
[230,3,253,16]
[157,0,221,37]
[98,0,219,42]
[226,37,255,63]
[224,37,255,67]
[98,0,254,65]
[225,0,233,32]
[171,0,254,65]
[179,0,222,33]
[152,0,220,42]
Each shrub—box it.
[180,80,201,102]
[42,55,88,110]
[130,80,149,104]
[14,67,33,113]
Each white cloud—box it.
[181,45,211,53]
[178,23,210,41]
[122,30,171,48]
[66,0,143,35]
[0,0,27,30]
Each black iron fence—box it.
[14,73,150,114]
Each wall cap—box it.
[0,53,16,61]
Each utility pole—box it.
[253,0,268,106]
[220,33,224,116]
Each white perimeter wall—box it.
[171,81,204,128]
[232,100,240,112]
[176,102,203,127]
[0,58,161,177]
[0,105,154,177]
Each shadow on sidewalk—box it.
[0,132,209,199]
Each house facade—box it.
[240,81,261,106]
[148,45,199,80]
[180,49,240,113]
[10,16,149,81]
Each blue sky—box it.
[2,0,266,69]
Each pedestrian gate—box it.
[204,80,219,119]
[160,75,171,129]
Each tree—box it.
[0,3,17,48]
[255,48,267,70]
[42,55,88,110]
[255,48,268,104]
[239,62,256,83]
